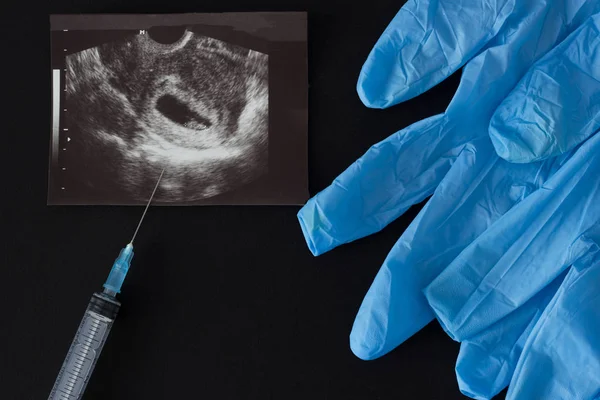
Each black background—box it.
[3,1,506,399]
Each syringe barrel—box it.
[48,292,120,400]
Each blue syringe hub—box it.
[103,243,134,294]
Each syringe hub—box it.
[103,243,134,294]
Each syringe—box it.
[48,169,165,400]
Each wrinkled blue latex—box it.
[442,15,600,398]
[347,139,575,360]
[298,0,599,364]
[455,221,600,400]
[456,272,567,399]
[491,11,600,162]
[446,130,600,398]
[424,129,600,342]
[505,223,600,400]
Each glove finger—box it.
[507,226,600,400]
[491,12,600,163]
[349,137,553,360]
[298,114,464,256]
[424,130,600,341]
[357,0,516,108]
[456,271,565,400]
[358,0,591,110]
[297,107,570,257]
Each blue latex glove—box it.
[423,34,600,340]
[428,16,600,399]
[299,0,597,361]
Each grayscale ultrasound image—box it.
[49,14,308,206]
[52,25,272,204]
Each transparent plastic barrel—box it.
[49,293,120,400]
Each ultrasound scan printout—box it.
[49,13,308,205]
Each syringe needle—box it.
[104,169,164,296]
[130,168,165,245]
